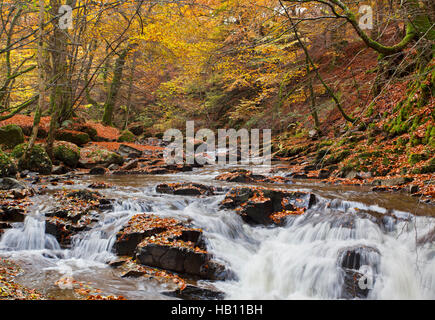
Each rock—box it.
[0,150,17,178]
[11,143,52,174]
[73,124,98,141]
[359,172,373,179]
[115,213,229,280]
[45,217,89,246]
[371,186,389,192]
[53,141,81,167]
[162,285,225,300]
[52,165,70,175]
[0,177,27,190]
[43,190,104,246]
[302,164,317,172]
[66,189,101,201]
[56,129,90,146]
[372,176,414,186]
[117,130,135,143]
[0,222,12,230]
[89,166,106,175]
[117,144,142,158]
[345,170,362,180]
[156,183,215,196]
[290,172,308,179]
[0,207,26,222]
[338,246,380,299]
[308,130,318,139]
[0,124,24,149]
[79,145,124,168]
[317,169,331,179]
[114,214,169,256]
[408,185,419,194]
[121,159,139,171]
[220,186,316,226]
[108,258,128,268]
[215,169,266,183]
[107,163,120,171]
[136,243,219,279]
[128,123,144,136]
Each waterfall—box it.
[67,199,149,262]
[0,215,60,251]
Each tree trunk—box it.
[23,0,45,161]
[102,47,130,126]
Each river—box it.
[0,162,434,299]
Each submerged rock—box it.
[338,245,381,299]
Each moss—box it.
[411,157,435,174]
[12,143,52,174]
[397,137,409,146]
[53,142,80,167]
[56,130,90,146]
[77,125,98,141]
[117,130,135,143]
[408,152,427,165]
[0,124,24,149]
[423,125,435,147]
[365,103,375,117]
[0,150,17,177]
[318,140,333,148]
[324,149,350,165]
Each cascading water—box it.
[0,168,434,299]
[0,213,60,251]
[68,199,150,262]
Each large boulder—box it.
[115,213,228,280]
[53,141,80,167]
[117,130,135,143]
[0,124,24,149]
[117,144,142,158]
[56,129,90,146]
[79,145,124,168]
[220,186,316,225]
[11,143,52,174]
[0,150,17,177]
[0,177,27,190]
[73,124,98,141]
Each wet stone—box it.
[220,186,316,226]
[156,183,215,196]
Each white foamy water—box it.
[0,171,434,300]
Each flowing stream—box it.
[0,163,434,299]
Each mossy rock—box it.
[56,129,90,146]
[80,145,124,167]
[53,141,81,167]
[0,150,17,177]
[0,124,24,149]
[11,143,52,174]
[117,130,135,143]
[75,125,98,141]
